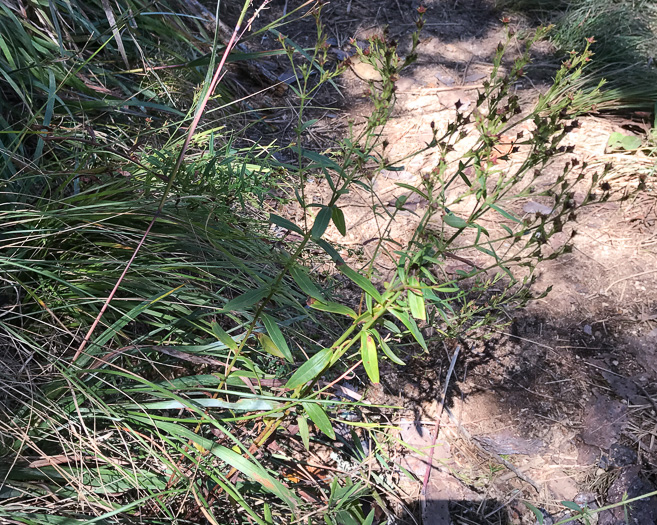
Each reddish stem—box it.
[72,10,249,362]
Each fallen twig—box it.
[422,344,460,495]
[605,268,657,293]
[396,84,485,94]
[444,404,542,493]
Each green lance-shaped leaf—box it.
[443,212,468,229]
[338,264,383,303]
[407,276,426,321]
[361,331,380,383]
[298,119,319,133]
[214,445,298,508]
[560,501,583,513]
[363,509,376,525]
[223,286,269,312]
[270,213,303,234]
[261,313,293,362]
[372,331,405,365]
[257,333,288,361]
[312,206,333,239]
[126,397,279,411]
[300,148,346,175]
[396,182,430,200]
[290,265,325,301]
[487,202,522,224]
[286,348,333,389]
[297,414,310,450]
[331,206,347,236]
[389,308,427,351]
[211,321,238,350]
[83,286,182,365]
[302,401,336,439]
[315,238,344,263]
[130,417,298,509]
[523,502,544,524]
[308,299,357,318]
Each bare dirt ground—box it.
[246,0,657,523]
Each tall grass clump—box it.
[0,0,198,180]
[498,0,657,110]
[0,2,630,524]
[0,0,291,188]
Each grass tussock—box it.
[499,0,657,109]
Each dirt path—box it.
[255,1,657,523]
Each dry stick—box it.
[634,381,657,415]
[444,251,483,270]
[491,330,555,352]
[71,2,255,363]
[444,404,542,493]
[72,219,157,363]
[396,84,485,94]
[604,268,657,294]
[318,359,363,395]
[421,344,460,495]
